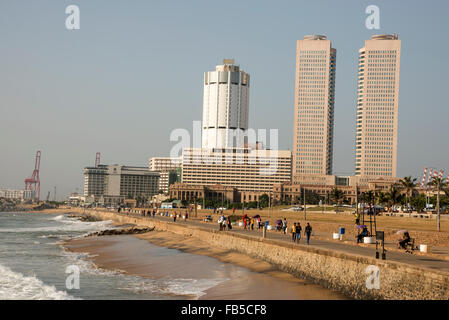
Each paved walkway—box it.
[117,211,449,273]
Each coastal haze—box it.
[1,0,449,199]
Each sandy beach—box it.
[64,231,347,300]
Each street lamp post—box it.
[303,187,307,221]
[437,182,441,232]
[268,191,271,218]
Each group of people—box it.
[290,221,313,245]
[218,215,232,231]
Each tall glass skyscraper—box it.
[354,34,401,177]
[292,35,336,180]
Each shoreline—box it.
[63,231,346,300]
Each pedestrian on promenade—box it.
[250,218,255,230]
[354,212,360,225]
[227,217,232,230]
[173,213,177,222]
[257,217,261,229]
[243,218,247,230]
[218,215,224,231]
[305,223,312,245]
[295,223,302,243]
[291,223,297,242]
[185,211,188,220]
[282,218,288,235]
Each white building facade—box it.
[202,60,250,149]
[149,157,182,193]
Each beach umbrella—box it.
[252,214,260,218]
[275,219,282,224]
[396,229,408,235]
[356,225,367,229]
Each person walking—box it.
[295,222,302,243]
[305,223,312,245]
[173,212,177,222]
[354,212,360,225]
[250,218,255,230]
[282,218,288,235]
[291,223,297,242]
[227,217,232,230]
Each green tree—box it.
[360,191,375,204]
[330,188,345,213]
[386,184,404,210]
[375,190,388,206]
[400,176,417,208]
[259,194,269,208]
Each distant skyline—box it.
[1,0,448,200]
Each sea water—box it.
[0,212,227,300]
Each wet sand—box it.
[64,231,347,300]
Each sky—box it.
[0,0,448,200]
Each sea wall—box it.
[82,209,449,300]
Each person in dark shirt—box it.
[295,223,302,243]
[305,223,312,245]
[356,227,369,243]
[398,232,411,249]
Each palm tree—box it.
[375,190,388,207]
[386,184,404,212]
[429,177,448,232]
[330,188,345,214]
[360,191,375,205]
[400,176,417,209]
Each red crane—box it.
[95,152,101,167]
[25,151,41,200]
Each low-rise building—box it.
[0,189,35,200]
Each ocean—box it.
[0,212,345,300]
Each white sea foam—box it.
[61,250,123,277]
[61,250,227,299]
[122,277,228,299]
[0,264,77,300]
[0,217,114,234]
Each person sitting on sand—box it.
[397,232,411,250]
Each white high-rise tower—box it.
[202,59,250,149]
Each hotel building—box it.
[202,59,250,149]
[84,165,160,204]
[292,35,337,182]
[354,34,401,178]
[169,146,292,203]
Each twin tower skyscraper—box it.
[293,34,401,181]
[201,35,401,180]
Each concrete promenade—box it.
[121,211,449,274]
[81,208,449,299]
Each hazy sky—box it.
[1,0,448,200]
